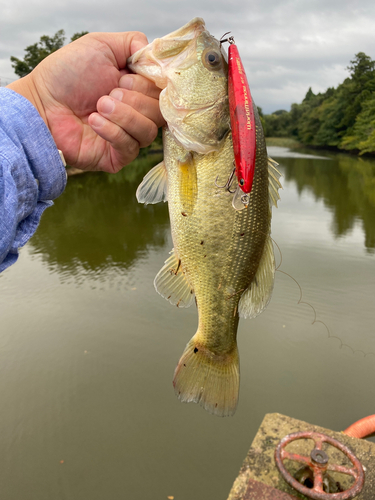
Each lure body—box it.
[228,43,256,194]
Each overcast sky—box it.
[1,0,374,113]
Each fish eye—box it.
[203,50,222,70]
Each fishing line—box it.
[270,236,375,358]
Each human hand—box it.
[7,32,164,173]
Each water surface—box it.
[1,149,374,500]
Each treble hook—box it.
[215,166,237,193]
[220,32,235,45]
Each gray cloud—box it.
[1,0,374,113]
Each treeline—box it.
[262,52,375,155]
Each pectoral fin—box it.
[238,235,275,319]
[154,249,194,308]
[136,161,168,205]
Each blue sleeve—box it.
[0,88,67,272]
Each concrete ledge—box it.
[227,413,375,500]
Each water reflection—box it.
[29,148,375,282]
[273,151,375,252]
[29,154,170,274]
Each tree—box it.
[347,52,375,81]
[341,94,375,154]
[263,109,292,138]
[11,30,66,78]
[303,87,315,102]
[70,31,89,42]
[10,30,89,78]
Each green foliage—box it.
[10,30,89,77]
[263,52,375,155]
[257,106,266,131]
[341,94,375,154]
[11,29,66,77]
[70,31,89,42]
[263,109,292,137]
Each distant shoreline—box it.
[265,136,375,158]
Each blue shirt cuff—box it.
[0,87,67,272]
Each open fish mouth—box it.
[127,18,208,90]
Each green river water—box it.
[0,146,374,499]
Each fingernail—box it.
[119,75,134,90]
[110,89,123,101]
[90,113,105,128]
[100,96,115,114]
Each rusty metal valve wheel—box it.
[274,431,365,500]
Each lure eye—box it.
[203,50,222,70]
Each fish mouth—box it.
[128,18,230,154]
[127,17,207,89]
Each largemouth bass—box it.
[128,18,281,417]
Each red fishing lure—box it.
[227,41,256,195]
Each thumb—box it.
[130,32,150,55]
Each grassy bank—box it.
[265,137,302,148]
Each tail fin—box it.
[173,336,240,417]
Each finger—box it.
[110,88,165,128]
[96,95,160,147]
[119,74,162,100]
[129,32,149,55]
[88,112,140,172]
